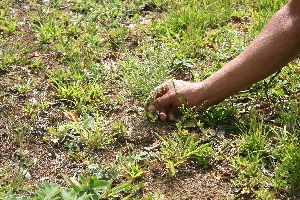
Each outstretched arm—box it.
[145,0,300,121]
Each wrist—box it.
[197,74,230,108]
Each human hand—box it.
[145,79,205,121]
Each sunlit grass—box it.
[0,0,299,199]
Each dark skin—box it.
[145,0,300,121]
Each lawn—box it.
[0,0,299,199]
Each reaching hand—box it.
[145,79,205,121]
[145,1,300,122]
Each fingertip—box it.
[159,108,168,121]
[147,104,157,112]
[168,113,175,121]
[168,107,179,121]
[159,112,167,121]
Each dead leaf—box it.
[140,19,151,26]
[63,111,80,122]
[255,102,273,114]
[128,24,137,29]
[144,141,160,151]
[34,52,41,57]
[20,114,33,120]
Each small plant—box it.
[262,70,281,102]
[168,53,196,79]
[28,58,44,69]
[111,119,128,135]
[50,68,105,112]
[277,100,299,132]
[49,0,64,8]
[0,18,19,34]
[22,100,49,117]
[63,174,143,200]
[14,79,35,94]
[33,21,63,44]
[273,127,300,196]
[0,43,20,68]
[156,131,213,177]
[0,167,32,197]
[0,190,32,200]
[22,102,36,117]
[121,43,174,101]
[35,182,71,200]
[51,112,117,149]
[175,104,203,130]
[63,174,110,200]
[117,152,144,179]
[138,192,165,200]
[11,117,30,146]
[238,111,269,154]
[0,12,19,34]
[230,153,273,198]
[87,163,119,182]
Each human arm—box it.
[145,0,300,121]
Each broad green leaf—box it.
[62,174,83,192]
[79,175,88,188]
[108,180,132,197]
[37,182,61,200]
[60,188,76,200]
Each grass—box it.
[1,0,299,199]
[156,130,213,177]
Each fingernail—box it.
[159,113,167,122]
[147,104,156,112]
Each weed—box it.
[33,21,63,44]
[230,153,273,198]
[11,117,30,146]
[156,131,213,177]
[0,190,32,200]
[14,79,35,94]
[63,173,143,199]
[0,16,19,34]
[272,127,300,196]
[277,100,299,132]
[51,112,117,149]
[111,119,128,135]
[88,163,119,181]
[0,43,20,69]
[27,58,44,69]
[229,111,287,198]
[238,111,269,154]
[168,53,196,78]
[117,152,144,179]
[121,42,174,101]
[149,1,246,57]
[0,7,19,35]
[262,70,281,102]
[175,105,203,130]
[49,0,64,8]
[35,182,69,200]
[136,192,165,200]
[49,63,109,112]
[0,166,33,197]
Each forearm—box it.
[199,0,300,107]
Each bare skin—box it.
[145,0,300,122]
